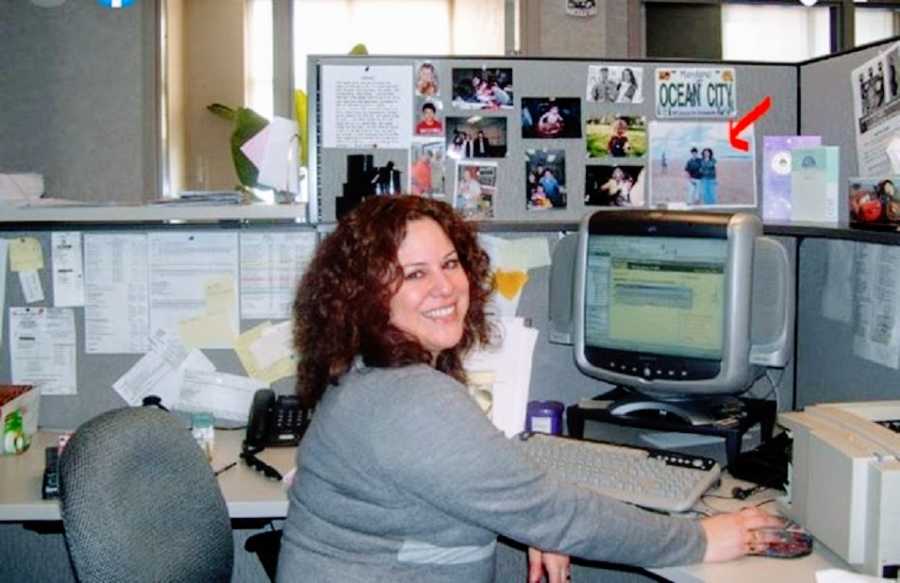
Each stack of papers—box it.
[152,191,243,206]
[464,317,538,438]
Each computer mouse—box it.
[749,524,813,559]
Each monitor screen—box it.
[584,235,727,361]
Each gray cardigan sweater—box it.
[276,364,706,582]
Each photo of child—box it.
[445,116,508,160]
[522,98,582,139]
[454,162,497,219]
[586,115,647,158]
[451,68,514,110]
[415,61,439,97]
[415,100,444,136]
[525,149,567,210]
[585,165,645,207]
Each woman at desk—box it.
[277,196,780,582]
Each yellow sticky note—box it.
[294,89,309,166]
[9,237,44,272]
[494,270,529,300]
[235,321,296,384]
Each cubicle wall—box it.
[308,56,799,223]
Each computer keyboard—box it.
[516,432,721,513]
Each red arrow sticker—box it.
[729,96,772,152]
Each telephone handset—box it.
[245,389,308,448]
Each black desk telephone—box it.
[246,389,308,448]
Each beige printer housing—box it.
[777,401,900,578]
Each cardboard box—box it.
[0,385,39,455]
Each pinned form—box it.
[9,237,45,304]
[235,321,297,385]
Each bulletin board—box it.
[307,55,799,223]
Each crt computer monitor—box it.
[572,210,793,418]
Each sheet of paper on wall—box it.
[851,41,900,177]
[234,321,296,384]
[84,233,150,354]
[51,232,85,307]
[0,239,7,348]
[822,240,855,324]
[112,329,215,408]
[321,65,413,149]
[240,231,317,319]
[148,232,239,350]
[9,307,77,395]
[17,271,44,304]
[257,117,301,193]
[478,234,551,272]
[464,317,538,437]
[852,243,900,368]
[177,370,267,423]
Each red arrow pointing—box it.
[728,96,772,152]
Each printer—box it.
[777,401,900,579]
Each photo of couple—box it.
[648,121,756,208]
[586,65,643,104]
[445,117,508,160]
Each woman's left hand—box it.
[527,547,571,583]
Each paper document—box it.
[822,240,855,324]
[478,234,552,272]
[18,271,44,304]
[240,231,317,319]
[9,237,44,272]
[465,317,538,437]
[0,240,7,348]
[177,370,267,423]
[321,65,413,149]
[51,232,85,307]
[235,321,296,384]
[84,234,150,354]
[112,329,215,408]
[148,232,239,349]
[10,307,77,395]
[852,243,900,368]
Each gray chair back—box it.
[59,407,234,582]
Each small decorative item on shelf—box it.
[849,176,900,230]
[206,103,269,200]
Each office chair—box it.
[58,407,234,583]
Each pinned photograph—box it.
[525,149,567,210]
[585,165,645,207]
[522,98,582,139]
[409,139,446,197]
[446,116,508,160]
[454,162,497,219]
[648,121,756,208]
[586,65,643,104]
[586,114,647,158]
[415,100,444,136]
[451,67,514,110]
[415,61,440,97]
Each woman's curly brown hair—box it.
[293,195,494,407]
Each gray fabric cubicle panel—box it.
[799,39,897,225]
[0,226,314,430]
[309,56,798,223]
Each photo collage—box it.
[341,60,755,219]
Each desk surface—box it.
[0,430,296,522]
[1,431,850,582]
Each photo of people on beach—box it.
[521,98,582,139]
[648,121,756,208]
[586,65,644,104]
[445,116,508,160]
[525,149,567,210]
[586,114,647,158]
[451,67,514,110]
[454,162,497,219]
[585,165,645,207]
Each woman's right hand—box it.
[700,506,784,562]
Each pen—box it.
[214,461,237,477]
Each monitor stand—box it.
[566,387,776,470]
